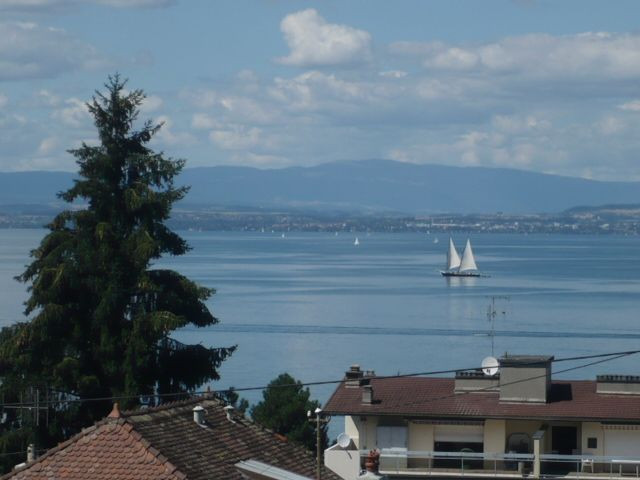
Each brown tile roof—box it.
[324,377,640,422]
[5,419,184,480]
[124,397,340,480]
[3,396,340,480]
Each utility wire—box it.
[0,349,638,409]
[372,351,635,413]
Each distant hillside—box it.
[1,160,639,214]
[0,171,73,206]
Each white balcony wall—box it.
[345,416,360,450]
[324,444,360,480]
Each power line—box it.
[0,349,638,409]
[0,448,47,459]
[0,351,633,462]
[376,351,636,412]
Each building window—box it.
[507,433,532,454]
[376,426,407,449]
[587,437,597,449]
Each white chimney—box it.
[27,444,35,462]
[193,405,205,425]
[223,405,236,423]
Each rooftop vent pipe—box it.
[223,405,236,423]
[26,444,35,463]
[193,405,206,426]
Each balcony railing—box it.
[374,449,534,477]
[367,449,640,478]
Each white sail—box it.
[446,237,461,270]
[459,239,478,272]
[354,237,360,246]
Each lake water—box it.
[1,229,640,436]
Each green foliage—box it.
[250,373,328,452]
[0,75,235,466]
[219,387,249,415]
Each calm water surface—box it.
[1,229,639,435]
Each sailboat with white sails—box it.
[441,237,481,277]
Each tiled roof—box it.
[324,377,640,422]
[3,396,340,480]
[5,419,184,480]
[124,397,340,480]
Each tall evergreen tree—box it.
[0,75,234,468]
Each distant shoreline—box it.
[1,206,638,235]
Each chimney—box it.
[597,375,640,395]
[26,444,35,463]
[193,405,206,425]
[455,370,500,393]
[223,405,236,423]
[499,355,553,403]
[107,402,121,419]
[345,364,364,387]
[362,384,373,405]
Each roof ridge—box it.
[121,392,223,417]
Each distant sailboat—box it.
[354,237,360,246]
[441,238,481,277]
[446,237,461,271]
[433,237,439,244]
[281,233,285,238]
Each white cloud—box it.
[0,22,108,80]
[269,71,376,112]
[388,41,445,57]
[95,0,173,6]
[416,79,465,101]
[597,115,625,135]
[52,97,90,127]
[414,32,640,79]
[37,136,58,155]
[180,88,218,108]
[191,113,220,130]
[618,100,640,112]
[219,95,276,124]
[209,125,262,150]
[492,115,551,134]
[154,115,196,146]
[231,152,292,167]
[140,94,163,113]
[36,89,61,107]
[429,47,479,70]
[278,9,372,67]
[0,0,173,11]
[379,70,408,78]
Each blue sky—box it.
[1,0,640,180]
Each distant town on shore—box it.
[2,203,639,235]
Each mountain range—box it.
[0,160,638,214]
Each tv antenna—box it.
[486,295,509,356]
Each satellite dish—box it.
[337,432,352,448]
[482,356,499,376]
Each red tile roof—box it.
[324,377,640,422]
[6,419,184,480]
[2,396,340,480]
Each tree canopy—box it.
[250,373,328,452]
[0,75,234,469]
